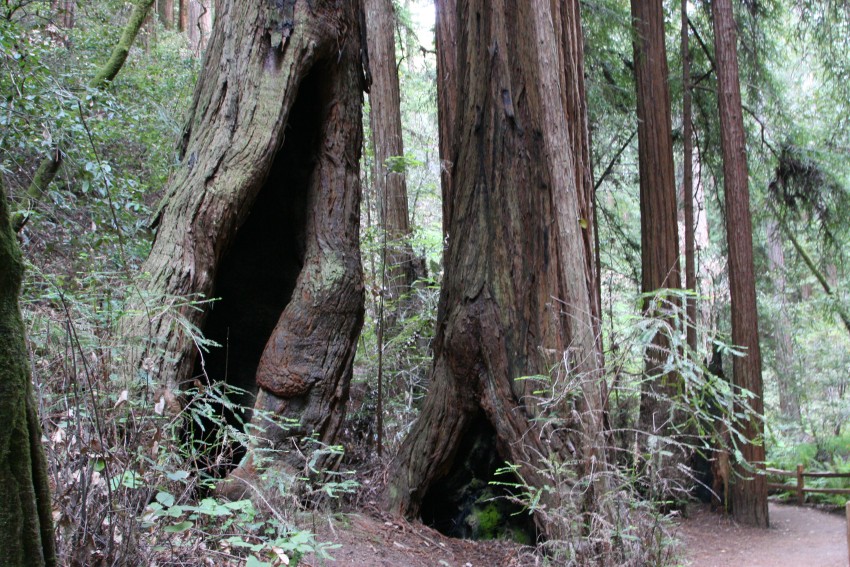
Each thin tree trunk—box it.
[782,222,850,336]
[765,220,801,422]
[0,173,57,567]
[631,0,682,437]
[178,0,188,32]
[121,0,366,484]
[682,0,698,354]
[712,0,769,528]
[364,0,419,299]
[51,0,75,29]
[385,0,608,542]
[91,0,156,88]
[158,0,174,28]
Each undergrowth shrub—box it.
[489,290,762,566]
[24,266,344,565]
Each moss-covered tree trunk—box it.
[384,0,608,541]
[0,174,57,567]
[121,0,365,480]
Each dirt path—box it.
[300,501,846,566]
[677,502,848,567]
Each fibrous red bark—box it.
[712,0,769,528]
[364,0,419,298]
[121,0,366,481]
[384,0,608,541]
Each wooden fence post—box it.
[846,501,850,567]
[796,464,804,506]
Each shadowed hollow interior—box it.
[420,411,538,543]
[191,67,327,427]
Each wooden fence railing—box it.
[766,464,850,505]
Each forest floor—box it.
[677,501,848,567]
[299,509,538,566]
[298,501,847,566]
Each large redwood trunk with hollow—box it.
[384,0,608,540]
[121,0,365,474]
[712,0,769,528]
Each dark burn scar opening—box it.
[420,412,537,543]
[191,66,328,429]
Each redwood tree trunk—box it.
[0,174,57,567]
[557,0,602,342]
[178,0,188,32]
[712,0,769,527]
[158,0,174,28]
[384,0,608,541]
[631,0,682,435]
[681,0,697,354]
[121,0,365,477]
[765,220,800,422]
[435,0,457,233]
[364,0,418,298]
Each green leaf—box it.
[155,491,175,507]
[163,521,193,533]
[166,470,190,482]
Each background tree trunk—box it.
[0,174,57,567]
[712,0,769,528]
[631,0,682,436]
[364,0,419,299]
[187,0,212,55]
[681,0,698,354]
[121,0,365,478]
[158,0,174,29]
[179,0,188,32]
[51,0,75,29]
[765,219,801,422]
[384,0,608,541]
